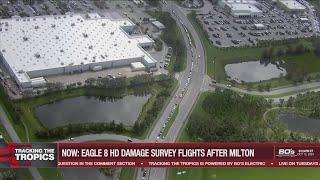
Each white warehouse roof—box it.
[229,3,262,13]
[278,0,306,11]
[0,13,157,88]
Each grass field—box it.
[38,169,65,180]
[119,168,136,180]
[187,12,320,88]
[168,168,320,180]
[161,105,179,138]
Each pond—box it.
[224,61,287,83]
[35,95,150,128]
[279,112,320,133]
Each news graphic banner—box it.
[1,143,320,168]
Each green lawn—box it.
[168,168,320,180]
[0,102,27,142]
[119,168,136,180]
[187,12,320,88]
[38,169,65,180]
[161,105,179,138]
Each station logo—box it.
[276,148,296,158]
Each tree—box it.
[85,78,96,87]
[279,99,284,107]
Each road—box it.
[57,133,139,143]
[135,1,207,180]
[206,80,320,97]
[58,133,135,180]
[0,105,43,180]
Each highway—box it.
[136,0,207,179]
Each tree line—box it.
[186,89,272,142]
[280,91,320,119]
[36,121,125,139]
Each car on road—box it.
[142,170,147,179]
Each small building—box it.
[277,0,306,13]
[151,21,165,30]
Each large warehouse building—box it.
[218,0,263,18]
[0,13,157,90]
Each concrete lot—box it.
[196,0,318,47]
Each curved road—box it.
[206,80,320,97]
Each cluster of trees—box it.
[84,74,169,88]
[261,44,309,60]
[0,170,17,180]
[145,0,160,6]
[187,89,271,142]
[283,91,320,119]
[312,38,320,57]
[36,121,125,139]
[0,5,10,18]
[100,168,117,177]
[92,0,108,9]
[149,11,186,72]
[132,79,174,136]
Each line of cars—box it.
[156,7,196,140]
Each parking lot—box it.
[197,0,318,47]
